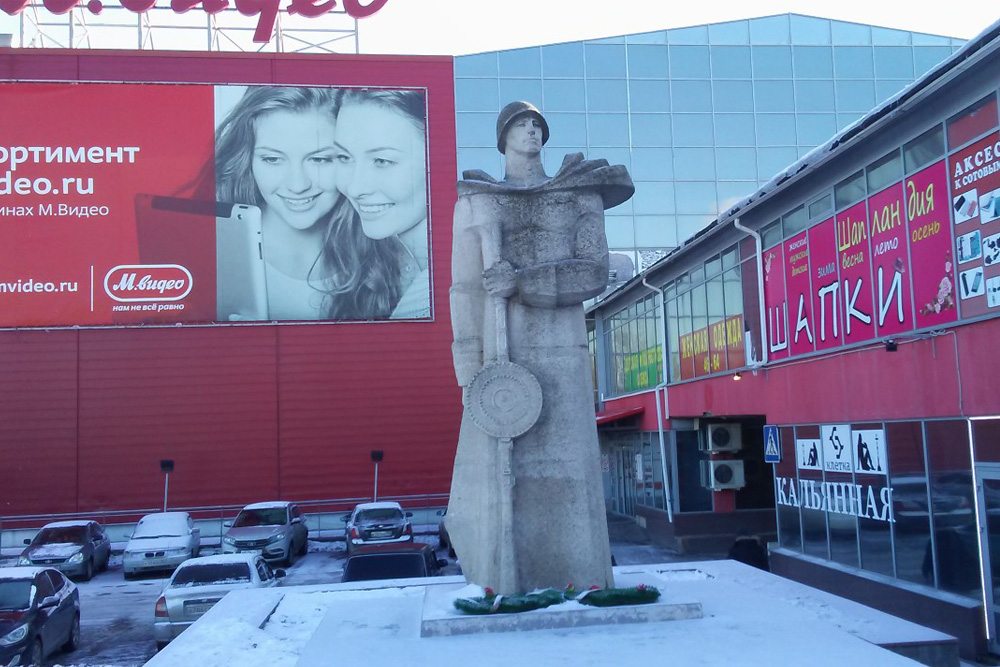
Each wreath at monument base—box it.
[453,584,660,615]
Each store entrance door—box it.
[975,464,1000,655]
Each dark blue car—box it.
[0,567,80,666]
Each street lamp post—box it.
[160,459,174,512]
[370,450,383,502]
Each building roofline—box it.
[589,16,1000,315]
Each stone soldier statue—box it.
[447,101,634,594]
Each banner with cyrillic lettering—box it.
[0,81,435,327]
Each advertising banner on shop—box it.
[868,182,913,338]
[908,159,958,330]
[949,131,1000,317]
[763,243,789,361]
[0,82,434,327]
[784,230,813,357]
[808,217,841,352]
[836,200,876,346]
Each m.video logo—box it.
[104,264,193,302]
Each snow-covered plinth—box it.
[420,581,703,637]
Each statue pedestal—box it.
[420,581,703,638]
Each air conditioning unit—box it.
[700,459,746,491]
[705,423,743,452]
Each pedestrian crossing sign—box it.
[764,425,780,463]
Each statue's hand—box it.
[482,260,517,298]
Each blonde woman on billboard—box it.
[214,86,403,320]
[332,89,430,319]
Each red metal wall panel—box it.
[77,326,280,511]
[666,318,999,424]
[0,331,78,515]
[0,49,461,518]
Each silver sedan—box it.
[152,553,284,650]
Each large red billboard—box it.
[0,82,434,328]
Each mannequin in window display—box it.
[446,101,634,594]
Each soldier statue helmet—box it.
[495,100,550,153]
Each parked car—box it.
[123,512,202,579]
[153,553,284,649]
[221,501,308,566]
[0,566,80,667]
[437,511,456,559]
[341,543,446,583]
[342,501,413,555]
[17,520,111,581]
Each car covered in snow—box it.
[152,553,284,649]
[221,502,308,566]
[342,501,414,555]
[0,566,80,667]
[17,520,111,581]
[123,512,202,579]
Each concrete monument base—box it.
[420,579,703,637]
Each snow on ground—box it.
[145,559,958,667]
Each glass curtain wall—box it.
[455,15,963,276]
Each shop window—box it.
[761,220,782,249]
[902,125,944,174]
[834,170,865,210]
[973,419,1000,463]
[808,193,833,220]
[797,425,828,560]
[886,421,931,585]
[946,94,999,150]
[666,298,681,383]
[782,205,808,237]
[775,426,801,550]
[925,420,980,598]
[676,430,712,512]
[866,150,902,194]
[827,468,859,569]
[854,422,888,576]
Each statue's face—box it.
[504,114,544,156]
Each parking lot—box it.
[0,532,693,667]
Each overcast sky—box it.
[2,1,997,52]
[357,1,998,55]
